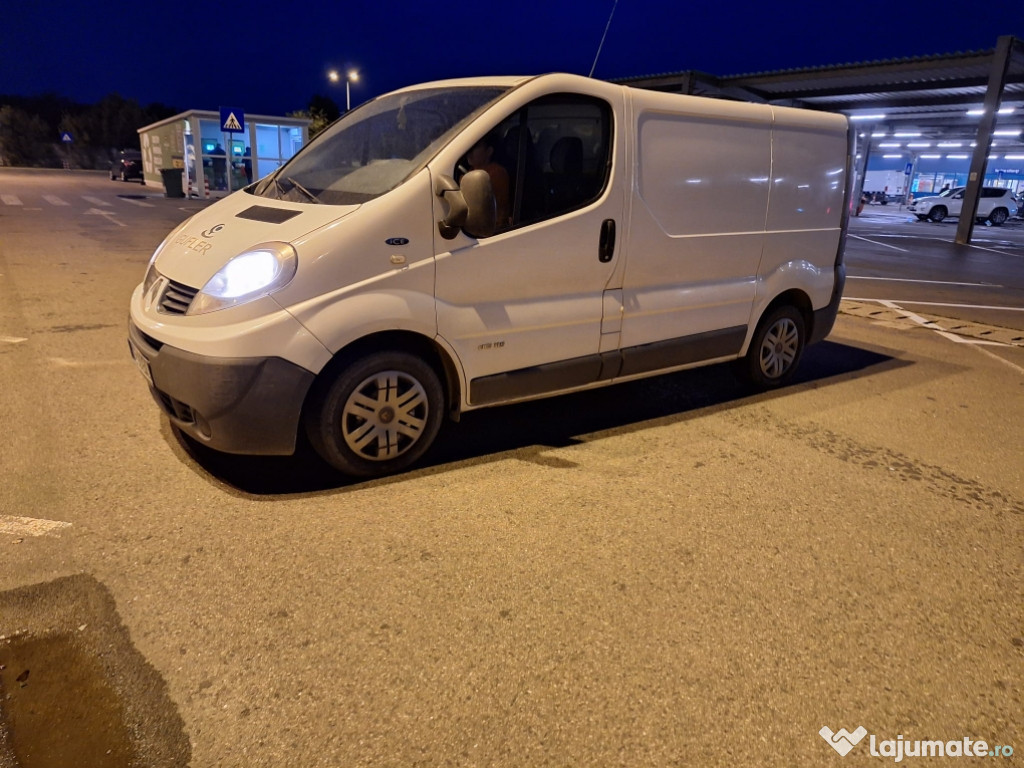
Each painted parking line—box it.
[972,344,1024,375]
[1,195,22,206]
[846,276,1001,288]
[0,515,71,537]
[876,299,1008,347]
[964,241,1020,256]
[848,234,909,252]
[42,195,69,206]
[81,195,112,207]
[887,300,1024,312]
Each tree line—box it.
[0,93,179,169]
[0,93,342,169]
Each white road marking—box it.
[42,195,69,206]
[48,357,124,367]
[846,276,1001,288]
[845,297,1024,312]
[1,194,22,206]
[82,195,112,207]
[887,300,1024,312]
[83,208,127,227]
[972,345,1024,375]
[0,335,28,344]
[848,234,909,252]
[877,300,1007,346]
[120,197,155,207]
[964,241,1019,256]
[0,515,72,537]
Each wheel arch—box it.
[302,330,463,424]
[745,288,814,356]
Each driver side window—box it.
[457,93,612,235]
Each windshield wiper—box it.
[286,177,320,204]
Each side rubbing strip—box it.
[469,327,747,405]
[235,206,302,224]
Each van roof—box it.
[392,75,536,93]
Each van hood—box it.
[153,192,359,289]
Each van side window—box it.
[458,94,612,234]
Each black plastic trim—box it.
[469,326,746,405]
[235,205,302,224]
[128,322,314,455]
[809,264,846,346]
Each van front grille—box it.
[160,280,199,315]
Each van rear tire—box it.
[305,351,444,477]
[741,306,805,388]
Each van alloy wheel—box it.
[306,351,444,477]
[741,305,805,388]
[341,370,429,460]
[759,317,799,379]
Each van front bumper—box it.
[128,321,315,455]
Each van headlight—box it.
[188,242,298,315]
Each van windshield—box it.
[250,86,507,206]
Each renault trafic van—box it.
[128,73,850,477]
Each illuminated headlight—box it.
[188,242,297,315]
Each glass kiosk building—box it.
[137,110,310,197]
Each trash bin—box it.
[160,168,184,198]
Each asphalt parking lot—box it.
[0,170,1021,767]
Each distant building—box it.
[137,110,310,197]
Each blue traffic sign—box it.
[220,107,245,133]
[60,131,73,143]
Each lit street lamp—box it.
[328,69,360,111]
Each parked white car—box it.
[908,186,1018,225]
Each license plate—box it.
[128,339,153,386]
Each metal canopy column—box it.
[956,36,1014,245]
[852,130,872,215]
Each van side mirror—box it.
[436,170,497,240]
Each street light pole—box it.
[346,70,358,112]
[328,69,359,112]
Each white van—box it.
[129,73,850,477]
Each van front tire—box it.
[741,306,805,388]
[305,351,444,478]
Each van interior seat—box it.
[546,136,586,214]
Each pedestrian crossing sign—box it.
[220,108,245,133]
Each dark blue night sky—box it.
[3,1,1018,115]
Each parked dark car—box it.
[110,150,144,182]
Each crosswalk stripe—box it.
[120,197,155,207]
[1,194,22,206]
[42,195,69,206]
[82,195,112,207]
[0,515,72,537]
